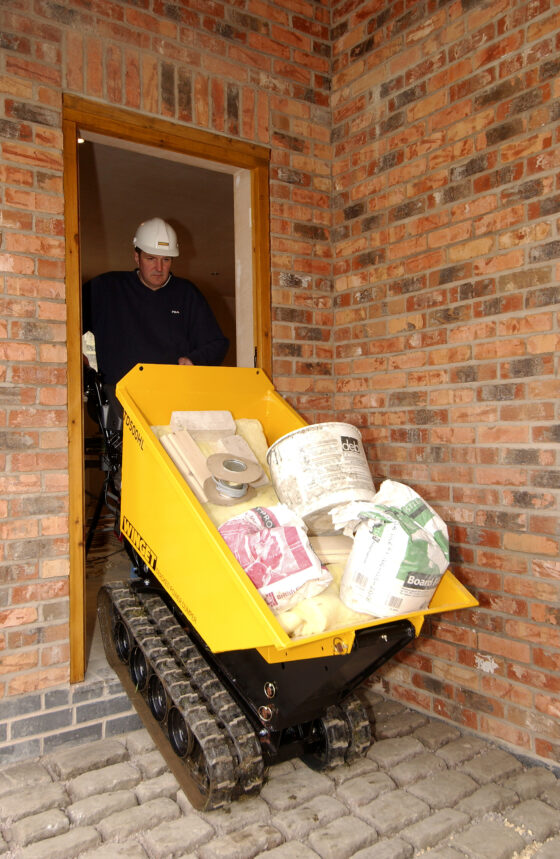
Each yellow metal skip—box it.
[116,365,478,663]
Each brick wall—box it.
[0,0,559,767]
[0,0,333,727]
[332,0,560,765]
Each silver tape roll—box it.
[206,453,263,485]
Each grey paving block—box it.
[307,815,377,859]
[400,807,470,851]
[460,748,524,785]
[197,822,283,859]
[67,761,141,801]
[390,751,448,787]
[133,748,169,780]
[366,736,425,769]
[412,720,461,750]
[5,808,70,848]
[358,788,430,837]
[501,767,558,800]
[0,781,67,823]
[534,835,560,858]
[259,767,333,811]
[190,795,269,835]
[66,789,138,826]
[47,737,128,780]
[0,761,52,799]
[335,771,396,809]
[505,798,560,841]
[420,849,464,858]
[18,825,100,858]
[371,700,406,720]
[327,756,378,786]
[374,710,428,739]
[135,771,179,803]
[542,783,560,809]
[96,796,180,841]
[455,783,519,817]
[255,843,319,858]
[126,728,156,756]
[272,795,347,840]
[142,813,214,858]
[406,769,478,809]
[352,837,413,859]
[80,841,148,857]
[435,735,491,766]
[452,819,526,859]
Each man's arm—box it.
[182,285,229,366]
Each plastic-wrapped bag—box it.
[333,480,449,618]
[219,504,332,612]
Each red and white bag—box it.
[219,504,332,612]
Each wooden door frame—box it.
[63,95,271,682]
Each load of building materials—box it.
[153,407,450,634]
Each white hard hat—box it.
[133,217,179,257]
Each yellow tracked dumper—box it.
[97,364,477,811]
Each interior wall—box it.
[332,0,560,765]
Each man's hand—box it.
[178,357,193,365]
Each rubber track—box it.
[339,693,372,762]
[311,704,350,768]
[104,584,264,809]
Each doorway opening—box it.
[63,95,271,682]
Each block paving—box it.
[0,691,558,858]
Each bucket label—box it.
[341,435,360,453]
[121,515,157,573]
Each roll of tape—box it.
[203,478,256,507]
[206,453,263,485]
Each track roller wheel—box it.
[148,674,168,722]
[130,646,149,692]
[168,706,194,758]
[114,618,132,663]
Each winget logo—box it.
[341,435,360,453]
[121,516,157,573]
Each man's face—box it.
[135,250,173,290]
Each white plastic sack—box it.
[333,480,449,618]
[219,504,332,613]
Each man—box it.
[82,217,229,391]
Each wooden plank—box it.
[64,115,86,684]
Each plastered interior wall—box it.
[0,0,559,766]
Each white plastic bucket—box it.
[266,422,376,534]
